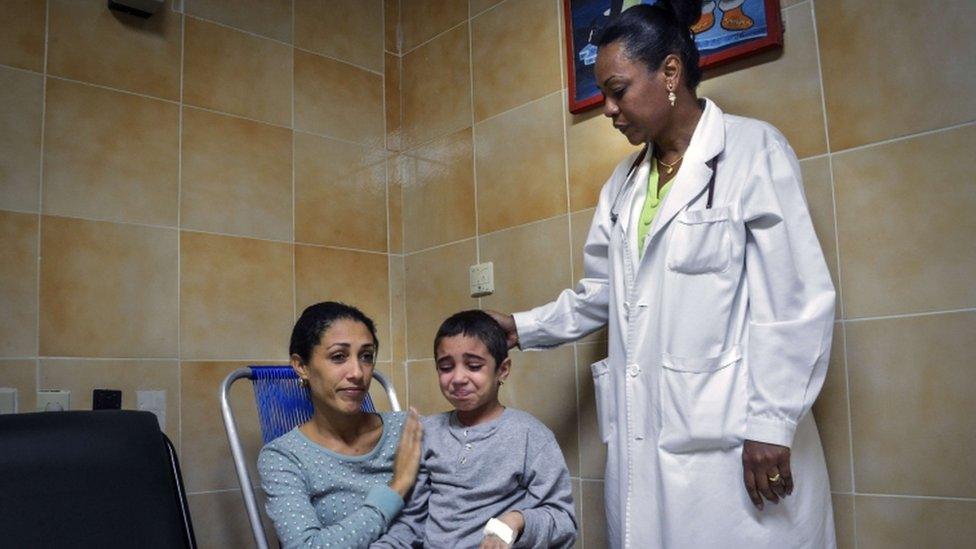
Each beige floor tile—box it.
[401,128,476,252]
[0,211,37,358]
[181,108,293,241]
[39,359,179,443]
[832,493,855,549]
[185,0,292,43]
[848,312,976,498]
[48,0,181,100]
[183,17,292,127]
[471,0,562,122]
[480,216,573,315]
[42,78,179,226]
[400,0,468,53]
[799,157,840,318]
[406,359,452,416]
[567,107,639,213]
[855,495,976,549]
[501,346,580,476]
[187,489,275,549]
[295,0,383,72]
[576,341,608,480]
[401,24,471,149]
[294,245,391,362]
[580,480,607,548]
[570,208,607,343]
[385,53,403,152]
[811,326,851,493]
[39,216,178,358]
[404,239,478,359]
[0,0,45,72]
[293,132,388,251]
[833,125,975,318]
[180,232,293,361]
[475,93,568,233]
[0,360,37,412]
[294,50,384,148]
[699,4,827,158]
[0,66,42,213]
[817,0,975,151]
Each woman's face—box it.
[293,318,376,416]
[595,40,672,146]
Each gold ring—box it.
[767,473,782,483]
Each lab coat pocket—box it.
[658,346,746,454]
[666,207,732,274]
[591,359,614,444]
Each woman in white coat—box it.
[490,2,836,547]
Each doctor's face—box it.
[595,40,672,146]
[435,334,510,419]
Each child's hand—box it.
[479,535,512,549]
[389,407,423,498]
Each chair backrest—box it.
[0,410,196,549]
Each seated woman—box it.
[258,301,423,549]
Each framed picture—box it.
[562,0,783,113]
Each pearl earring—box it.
[667,84,676,107]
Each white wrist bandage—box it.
[483,517,516,545]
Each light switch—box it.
[469,262,494,297]
[137,390,166,430]
[37,390,70,412]
[0,388,17,414]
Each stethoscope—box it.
[609,144,718,225]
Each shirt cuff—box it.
[365,485,404,525]
[745,415,797,448]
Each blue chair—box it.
[220,365,401,549]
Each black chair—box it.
[0,410,196,549]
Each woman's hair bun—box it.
[659,0,701,30]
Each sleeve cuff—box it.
[745,415,797,448]
[511,311,538,350]
[365,485,404,525]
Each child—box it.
[373,310,577,548]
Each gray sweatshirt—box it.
[372,408,577,549]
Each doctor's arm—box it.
[740,140,836,508]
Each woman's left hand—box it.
[741,439,793,510]
[478,511,524,549]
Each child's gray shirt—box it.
[373,407,577,548]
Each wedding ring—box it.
[767,473,782,483]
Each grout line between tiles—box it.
[176,5,186,449]
[830,119,975,157]
[291,0,297,326]
[467,17,481,278]
[842,308,976,324]
[470,0,512,21]
[0,62,43,77]
[35,0,51,393]
[399,18,467,59]
[45,73,181,105]
[854,493,976,503]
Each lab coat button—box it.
[627,364,640,377]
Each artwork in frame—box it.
[563,0,784,113]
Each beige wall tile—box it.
[811,326,851,492]
[39,359,179,443]
[501,346,579,476]
[833,126,975,318]
[799,157,840,318]
[400,0,468,53]
[294,50,384,147]
[580,480,607,548]
[188,489,275,549]
[180,361,264,492]
[0,360,37,412]
[471,0,562,122]
[480,216,573,314]
[699,5,827,158]
[180,232,293,361]
[576,340,608,479]
[404,240,478,359]
[469,0,504,16]
[855,495,976,549]
[567,107,639,212]
[401,24,471,149]
[832,494,855,549]
[43,78,179,226]
[185,0,292,43]
[406,359,453,416]
[385,0,400,53]
[401,128,476,252]
[0,66,42,212]
[390,256,407,364]
[294,245,391,362]
[0,0,45,72]
[48,0,181,100]
[848,312,976,498]
[183,17,292,126]
[181,108,293,241]
[385,53,403,152]
[570,208,607,343]
[817,0,976,151]
[475,93,568,233]
[294,132,388,251]
[39,216,178,358]
[388,157,404,253]
[295,0,383,72]
[0,212,38,358]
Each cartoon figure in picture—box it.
[692,0,754,33]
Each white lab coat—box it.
[514,100,836,548]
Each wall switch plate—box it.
[37,390,70,412]
[92,389,122,410]
[469,261,494,297]
[137,390,166,430]
[0,388,17,414]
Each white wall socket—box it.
[137,390,166,430]
[0,388,17,414]
[469,261,494,297]
[37,390,70,412]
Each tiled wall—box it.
[387,1,976,548]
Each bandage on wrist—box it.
[483,517,516,545]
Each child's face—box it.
[435,334,510,414]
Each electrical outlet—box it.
[137,390,166,430]
[37,390,70,412]
[0,388,17,414]
[469,262,494,297]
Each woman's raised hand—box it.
[486,311,519,349]
[389,407,423,498]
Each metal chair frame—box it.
[220,366,401,549]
